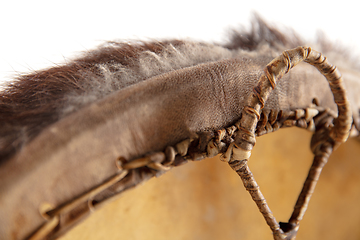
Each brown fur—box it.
[224,14,302,50]
[0,40,186,163]
[0,19,293,164]
[0,15,358,166]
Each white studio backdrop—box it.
[0,0,358,84]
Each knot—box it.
[282,50,292,74]
[244,106,260,121]
[235,126,256,150]
[117,152,171,171]
[310,127,335,156]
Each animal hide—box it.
[0,16,359,240]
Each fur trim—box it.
[0,15,355,164]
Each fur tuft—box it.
[223,14,303,51]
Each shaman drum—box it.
[1,18,360,240]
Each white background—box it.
[0,0,358,84]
